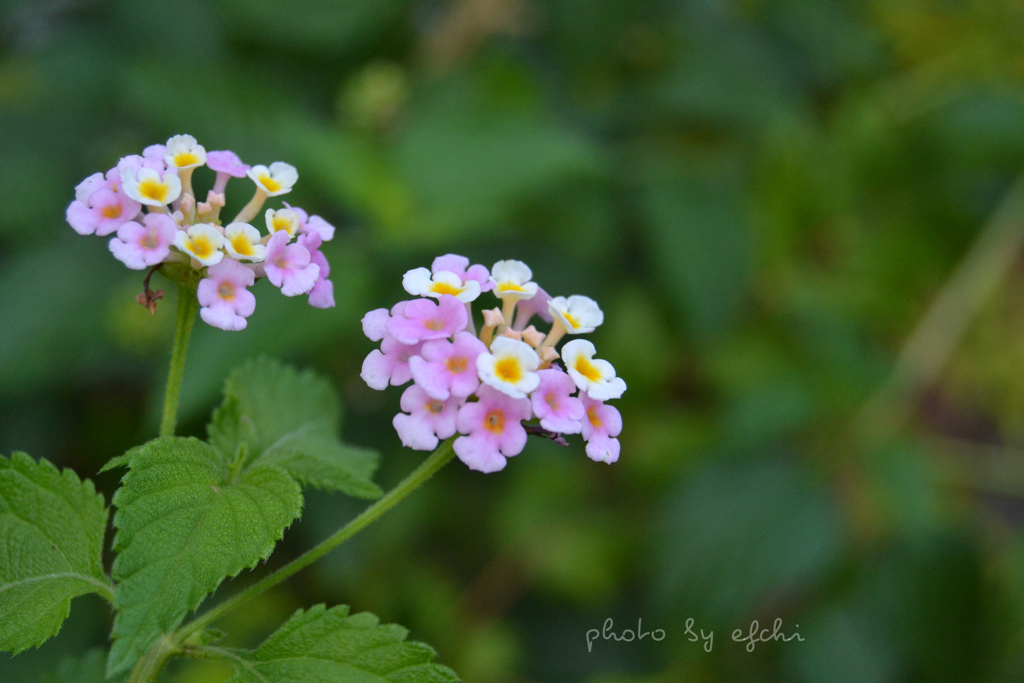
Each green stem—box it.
[159,281,200,438]
[175,437,457,642]
[126,636,180,683]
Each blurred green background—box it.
[4,0,1024,680]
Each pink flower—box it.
[74,172,113,202]
[360,335,423,390]
[117,153,165,175]
[362,302,410,341]
[197,258,257,331]
[392,384,462,451]
[385,295,467,345]
[283,203,337,242]
[264,230,319,297]
[514,286,554,331]
[454,385,532,473]
[579,395,621,464]
[207,150,250,193]
[531,368,585,434]
[409,331,487,400]
[66,189,142,236]
[108,213,177,270]
[298,232,334,309]
[432,253,492,292]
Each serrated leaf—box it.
[209,356,381,499]
[224,604,460,683]
[108,437,302,675]
[0,452,111,654]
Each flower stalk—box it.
[159,280,200,438]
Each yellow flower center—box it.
[485,410,505,433]
[231,234,254,256]
[141,230,158,249]
[562,311,581,329]
[138,179,168,203]
[190,235,214,259]
[587,405,603,428]
[259,174,282,193]
[497,282,525,293]
[173,152,200,167]
[272,216,292,233]
[494,356,522,384]
[101,204,122,219]
[425,318,445,331]
[545,392,560,411]
[218,284,234,301]
[430,281,464,296]
[428,400,445,414]
[447,357,468,374]
[574,355,603,383]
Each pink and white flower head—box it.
[66,137,333,331]
[265,208,301,237]
[264,230,319,296]
[403,267,481,303]
[361,336,423,390]
[431,254,492,292]
[385,295,468,345]
[174,223,226,267]
[66,188,141,236]
[477,336,541,399]
[223,222,267,262]
[579,395,621,464]
[248,162,298,196]
[548,295,603,334]
[120,166,181,207]
[360,254,625,470]
[454,385,532,473]
[164,134,207,171]
[490,260,538,302]
[393,384,462,451]
[298,232,335,309]
[560,339,626,401]
[197,258,256,331]
[108,213,177,270]
[409,331,488,400]
[207,150,250,193]
[531,368,585,434]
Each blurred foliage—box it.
[4,0,1024,681]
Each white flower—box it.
[120,167,182,207]
[174,223,225,266]
[490,259,538,301]
[561,339,625,400]
[265,208,301,237]
[548,295,603,334]
[224,222,267,262]
[164,134,207,170]
[403,267,481,303]
[477,336,541,399]
[247,162,298,196]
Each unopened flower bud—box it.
[522,325,545,348]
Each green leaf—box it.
[0,452,111,654]
[209,356,381,499]
[108,437,302,675]
[224,604,459,683]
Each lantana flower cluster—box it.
[66,135,336,330]
[360,256,625,472]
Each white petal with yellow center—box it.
[164,134,207,170]
[247,162,298,197]
[561,339,625,400]
[548,295,604,334]
[174,223,225,267]
[224,222,267,262]
[403,267,481,303]
[477,336,541,399]
[120,167,182,207]
[264,208,301,237]
[490,259,538,301]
